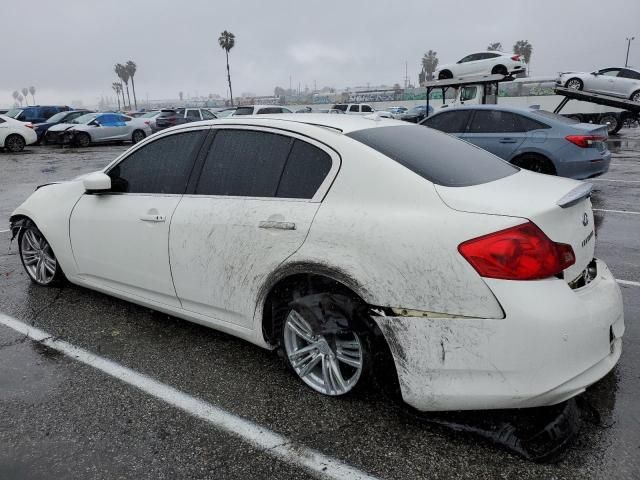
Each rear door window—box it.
[620,69,640,80]
[349,105,360,112]
[201,110,216,119]
[346,124,517,187]
[422,110,472,133]
[276,140,333,199]
[361,105,373,112]
[195,129,293,197]
[233,107,254,115]
[467,110,522,133]
[516,114,550,131]
[186,109,201,119]
[108,130,207,194]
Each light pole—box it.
[625,36,635,67]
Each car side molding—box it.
[557,183,593,208]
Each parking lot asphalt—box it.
[1,135,639,479]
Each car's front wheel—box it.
[282,303,368,396]
[5,134,26,153]
[18,223,64,286]
[565,78,583,90]
[438,70,453,80]
[631,90,640,103]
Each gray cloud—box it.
[2,0,639,106]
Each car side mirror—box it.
[83,172,111,193]
[89,120,100,127]
[591,72,599,76]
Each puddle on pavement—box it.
[0,338,67,404]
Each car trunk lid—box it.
[435,170,595,283]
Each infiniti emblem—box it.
[582,213,589,227]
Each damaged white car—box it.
[10,115,624,411]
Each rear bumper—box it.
[558,150,611,180]
[374,259,624,411]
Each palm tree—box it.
[115,63,131,109]
[12,90,19,106]
[29,86,36,104]
[17,94,24,106]
[112,82,122,111]
[513,40,533,74]
[125,60,138,109]
[487,42,503,51]
[21,87,29,106]
[421,50,439,82]
[218,30,236,106]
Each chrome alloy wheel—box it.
[20,228,58,285]
[566,79,582,90]
[283,309,363,396]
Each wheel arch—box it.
[510,151,557,174]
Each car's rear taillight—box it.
[144,121,150,125]
[458,222,575,280]
[565,134,607,148]
[511,55,521,61]
[24,123,34,129]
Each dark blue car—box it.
[34,110,92,142]
[4,105,71,124]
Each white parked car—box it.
[45,112,152,146]
[435,51,526,80]
[558,67,640,102]
[232,105,293,115]
[0,114,38,152]
[331,103,375,115]
[10,115,624,411]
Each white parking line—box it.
[617,279,640,287]
[0,312,378,480]
[591,178,640,184]
[593,208,640,216]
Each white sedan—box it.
[0,114,38,152]
[558,67,640,102]
[435,51,526,80]
[10,115,624,411]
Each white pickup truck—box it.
[331,103,375,115]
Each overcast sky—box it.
[2,0,639,107]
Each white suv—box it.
[435,51,526,80]
[331,103,375,115]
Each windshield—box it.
[47,111,71,123]
[71,113,99,124]
[531,109,580,124]
[141,111,160,118]
[346,125,517,187]
[407,106,425,114]
[4,109,22,119]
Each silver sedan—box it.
[45,112,153,146]
[558,67,640,102]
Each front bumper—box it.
[374,259,624,411]
[45,130,74,145]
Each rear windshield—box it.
[346,125,517,187]
[233,107,255,115]
[531,109,579,124]
[4,109,22,119]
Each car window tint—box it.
[349,105,360,112]
[459,55,473,63]
[361,105,373,112]
[186,110,200,119]
[108,130,206,194]
[516,114,550,131]
[461,86,477,101]
[601,69,620,77]
[201,110,216,119]
[332,104,348,111]
[422,110,472,134]
[467,110,522,133]
[234,106,254,115]
[196,129,293,197]
[347,125,517,187]
[621,69,640,80]
[276,140,332,199]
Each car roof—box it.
[163,114,400,134]
[433,104,540,115]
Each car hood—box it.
[435,170,595,283]
[47,123,80,131]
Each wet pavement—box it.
[1,133,639,479]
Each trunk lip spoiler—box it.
[557,182,593,208]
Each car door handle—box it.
[499,138,518,143]
[140,214,166,222]
[259,221,296,230]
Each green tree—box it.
[218,30,236,106]
[487,42,502,51]
[125,61,138,109]
[115,63,131,109]
[421,50,439,82]
[513,40,533,74]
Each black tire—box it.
[630,90,640,103]
[18,222,65,286]
[132,129,146,144]
[567,114,583,122]
[5,134,26,153]
[565,78,583,90]
[438,70,453,80]
[75,132,91,147]
[512,154,557,175]
[491,64,508,76]
[599,113,622,135]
